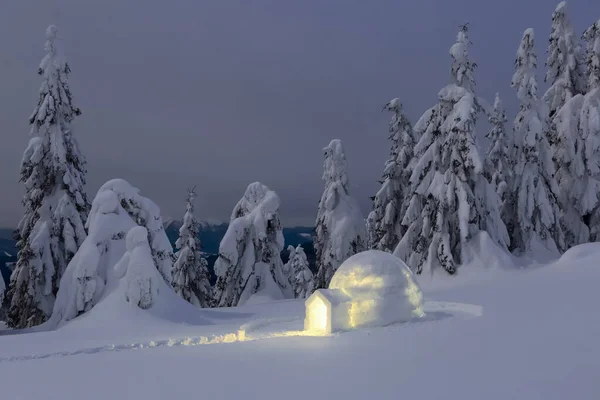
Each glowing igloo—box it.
[304,250,424,334]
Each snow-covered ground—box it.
[1,244,599,399]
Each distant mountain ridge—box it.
[0,222,315,286]
[0,229,16,285]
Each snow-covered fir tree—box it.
[284,245,314,298]
[511,28,564,254]
[171,188,212,308]
[580,19,600,241]
[553,93,590,248]
[49,179,174,327]
[544,1,586,120]
[314,139,366,289]
[485,93,516,238]
[366,98,416,252]
[3,26,90,328]
[213,182,293,307]
[394,25,508,275]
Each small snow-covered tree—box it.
[485,93,516,238]
[284,245,314,298]
[544,2,586,120]
[394,25,508,275]
[122,226,162,309]
[366,99,416,252]
[49,179,174,327]
[171,187,212,308]
[511,28,564,254]
[314,139,366,289]
[580,20,600,240]
[4,26,90,328]
[214,182,293,307]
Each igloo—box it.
[304,250,425,334]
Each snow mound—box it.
[462,231,516,270]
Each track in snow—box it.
[0,301,482,364]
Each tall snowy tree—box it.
[485,93,516,239]
[394,25,508,275]
[284,245,314,298]
[171,188,212,308]
[3,26,90,328]
[214,182,293,307]
[580,19,600,241]
[511,28,564,254]
[366,98,416,252]
[314,139,366,289]
[544,1,586,120]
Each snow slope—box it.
[1,244,599,399]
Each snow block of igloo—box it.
[304,250,425,334]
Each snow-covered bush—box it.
[394,25,508,275]
[49,179,173,327]
[314,139,366,289]
[4,25,90,329]
[285,245,314,298]
[122,227,161,309]
[367,98,416,252]
[511,28,564,254]
[172,188,212,308]
[214,182,293,307]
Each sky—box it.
[1,0,599,227]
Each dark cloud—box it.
[1,0,599,226]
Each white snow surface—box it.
[1,243,599,399]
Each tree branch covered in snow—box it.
[3,26,90,328]
[314,140,366,288]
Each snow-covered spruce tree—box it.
[314,139,366,289]
[485,93,516,239]
[213,182,293,307]
[3,25,90,329]
[366,98,416,252]
[171,187,212,308]
[394,25,508,275]
[511,28,564,254]
[544,1,586,120]
[581,20,600,241]
[284,245,314,298]
[49,179,174,327]
[553,93,590,248]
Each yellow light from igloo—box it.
[308,297,328,334]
